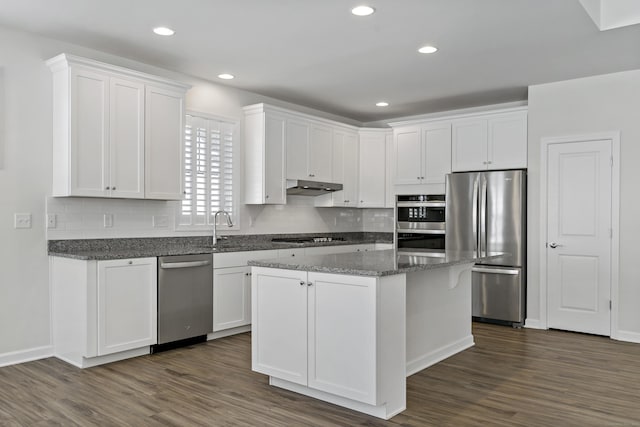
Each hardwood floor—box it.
[2,323,640,426]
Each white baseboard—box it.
[406,335,474,377]
[0,345,53,368]
[613,330,640,344]
[524,318,546,329]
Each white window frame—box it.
[177,110,240,231]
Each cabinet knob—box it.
[291,253,295,257]
[105,186,110,190]
[307,282,313,287]
[421,177,425,180]
[417,177,421,180]
[299,281,305,286]
[112,187,116,191]
[487,161,492,164]
[309,174,315,177]
[128,261,133,265]
[265,195,269,199]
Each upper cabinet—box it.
[452,110,527,172]
[286,119,333,182]
[243,104,286,205]
[330,129,359,207]
[47,54,190,200]
[358,129,390,208]
[393,121,451,185]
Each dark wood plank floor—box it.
[2,323,640,426]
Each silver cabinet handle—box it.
[299,281,305,286]
[160,260,211,269]
[307,282,313,286]
[548,242,562,248]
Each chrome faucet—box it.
[213,210,233,246]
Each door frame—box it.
[538,131,620,337]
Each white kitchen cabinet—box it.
[393,121,451,185]
[358,130,388,208]
[452,110,527,171]
[97,258,157,355]
[252,268,379,404]
[286,119,333,182]
[213,266,251,332]
[144,85,185,200]
[329,129,359,207]
[243,104,286,204]
[48,54,189,199]
[277,248,306,258]
[51,256,157,368]
[211,250,279,335]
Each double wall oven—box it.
[396,194,445,252]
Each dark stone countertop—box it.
[47,232,393,260]
[248,249,500,277]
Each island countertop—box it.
[248,249,499,277]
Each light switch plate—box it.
[15,213,32,229]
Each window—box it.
[180,112,238,228]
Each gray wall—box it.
[527,69,640,339]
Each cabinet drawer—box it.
[213,250,278,268]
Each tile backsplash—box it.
[46,196,394,240]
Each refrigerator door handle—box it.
[472,266,520,275]
[480,175,488,257]
[472,177,479,253]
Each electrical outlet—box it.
[47,214,57,229]
[153,215,169,228]
[103,213,113,228]
[14,213,32,229]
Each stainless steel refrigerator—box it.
[445,170,526,326]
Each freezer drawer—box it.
[472,266,524,324]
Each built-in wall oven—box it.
[396,194,446,252]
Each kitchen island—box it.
[249,249,496,419]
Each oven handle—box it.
[396,201,445,208]
[396,229,445,235]
[160,260,211,269]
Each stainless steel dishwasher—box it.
[154,253,213,351]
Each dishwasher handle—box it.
[160,260,211,269]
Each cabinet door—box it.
[393,126,422,184]
[109,77,145,198]
[307,272,378,404]
[144,85,185,200]
[97,258,157,356]
[452,119,488,172]
[422,122,452,184]
[69,66,109,196]
[331,130,359,206]
[264,113,287,204]
[252,268,308,385]
[286,118,310,180]
[213,266,251,331]
[308,124,333,181]
[358,133,386,207]
[487,111,527,170]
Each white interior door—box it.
[546,139,612,336]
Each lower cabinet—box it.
[51,256,157,368]
[252,268,378,404]
[213,265,251,332]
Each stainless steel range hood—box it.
[286,179,343,196]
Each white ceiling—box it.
[1,0,639,123]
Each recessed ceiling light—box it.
[418,45,438,54]
[376,101,389,107]
[153,26,175,36]
[351,5,375,16]
[218,73,235,80]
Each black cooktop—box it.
[271,237,346,244]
